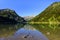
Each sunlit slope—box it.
[30,2,60,23]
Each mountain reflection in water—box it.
[0,24,48,40]
[31,24,60,40]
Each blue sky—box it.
[0,0,60,17]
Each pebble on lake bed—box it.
[46,32,50,35]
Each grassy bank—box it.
[28,22,60,24]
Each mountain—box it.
[23,16,35,21]
[29,2,60,23]
[0,8,26,24]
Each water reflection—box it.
[14,28,48,40]
[0,24,48,40]
[30,24,60,40]
[0,23,60,40]
[0,23,25,37]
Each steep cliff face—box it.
[30,2,60,22]
[0,9,26,24]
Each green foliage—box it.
[29,2,60,22]
[0,8,26,23]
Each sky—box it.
[0,0,60,17]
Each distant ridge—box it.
[23,16,35,21]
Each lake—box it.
[0,24,60,40]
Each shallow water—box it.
[0,28,48,40]
[0,24,60,40]
[31,24,60,40]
